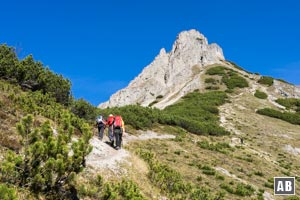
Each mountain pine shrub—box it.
[102,91,229,136]
[197,140,233,154]
[0,114,92,199]
[206,66,227,75]
[162,91,229,136]
[0,44,71,105]
[0,184,17,200]
[254,90,268,99]
[258,76,274,86]
[220,183,255,197]
[222,72,249,89]
[206,66,248,90]
[257,108,300,125]
[275,98,300,111]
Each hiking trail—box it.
[85,130,175,175]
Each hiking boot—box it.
[115,146,120,150]
[110,141,114,147]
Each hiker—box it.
[106,114,115,146]
[96,115,106,141]
[113,115,125,150]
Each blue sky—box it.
[1,0,299,106]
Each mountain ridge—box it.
[98,29,225,109]
[99,29,300,110]
[1,33,300,199]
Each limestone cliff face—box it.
[273,80,300,98]
[98,29,225,109]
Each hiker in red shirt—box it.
[106,114,115,146]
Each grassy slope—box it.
[1,63,300,199]
[122,65,300,199]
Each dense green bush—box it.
[264,178,274,189]
[275,98,300,111]
[197,140,233,154]
[70,98,98,121]
[201,165,216,176]
[0,44,71,105]
[220,183,255,196]
[206,66,248,90]
[258,76,274,86]
[0,114,92,199]
[0,184,17,200]
[77,174,146,199]
[101,91,229,136]
[101,105,162,130]
[222,73,248,89]
[256,108,300,125]
[254,90,268,99]
[101,179,146,200]
[163,91,229,136]
[235,183,255,196]
[206,66,227,75]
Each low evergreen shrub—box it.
[0,184,17,200]
[206,66,227,75]
[222,73,248,89]
[0,114,93,199]
[257,108,300,125]
[258,76,274,86]
[275,98,300,111]
[254,90,268,99]
[102,91,230,136]
[206,66,248,90]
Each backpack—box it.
[113,115,122,129]
[107,115,114,126]
[96,115,104,124]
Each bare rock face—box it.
[98,29,225,109]
[273,80,300,98]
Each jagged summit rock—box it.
[98,29,225,109]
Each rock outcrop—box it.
[98,29,225,109]
[273,80,300,98]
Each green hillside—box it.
[1,44,300,199]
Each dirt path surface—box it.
[85,130,175,174]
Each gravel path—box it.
[85,130,175,174]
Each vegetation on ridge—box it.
[254,90,268,99]
[257,98,300,125]
[205,66,249,90]
[0,44,71,105]
[2,43,300,199]
[275,98,300,112]
[257,108,300,125]
[257,76,274,86]
[0,113,93,199]
[101,91,229,136]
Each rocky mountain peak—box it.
[98,29,225,109]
